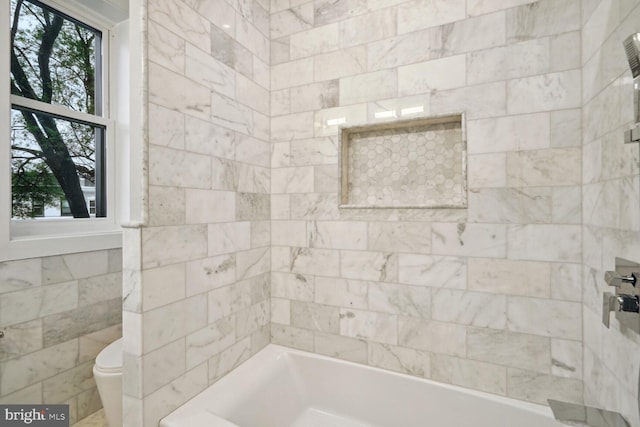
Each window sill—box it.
[0,227,122,262]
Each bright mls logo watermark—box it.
[1,405,69,426]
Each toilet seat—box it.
[95,337,122,374]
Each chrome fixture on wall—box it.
[623,33,640,143]
[602,258,640,332]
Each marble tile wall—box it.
[270,0,585,405]
[581,1,640,425]
[0,249,122,425]
[123,0,271,426]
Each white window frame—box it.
[0,0,128,261]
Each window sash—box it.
[10,95,109,128]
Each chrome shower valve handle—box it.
[603,292,640,328]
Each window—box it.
[10,0,106,219]
[0,0,129,261]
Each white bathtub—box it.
[160,344,565,427]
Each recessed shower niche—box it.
[339,114,467,208]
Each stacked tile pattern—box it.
[122,0,271,426]
[581,1,640,425]
[0,250,122,425]
[270,0,584,405]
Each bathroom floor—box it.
[72,409,108,427]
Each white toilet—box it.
[93,337,123,427]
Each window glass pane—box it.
[10,0,102,115]
[11,108,105,219]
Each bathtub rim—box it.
[160,343,558,426]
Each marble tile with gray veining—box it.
[431,223,507,258]
[368,282,430,318]
[507,224,581,263]
[551,339,582,380]
[506,0,580,42]
[290,81,340,113]
[271,166,314,194]
[185,255,236,298]
[340,251,398,282]
[148,186,186,227]
[210,24,253,77]
[271,272,314,301]
[272,58,314,91]
[308,221,367,250]
[368,342,430,378]
[236,247,271,280]
[211,93,254,135]
[149,145,212,189]
[271,298,291,324]
[339,8,396,48]
[270,3,314,39]
[468,188,552,224]
[314,332,367,363]
[142,364,209,427]
[236,135,271,168]
[339,308,398,345]
[272,112,315,142]
[440,11,505,56]
[398,318,466,357]
[467,258,550,298]
[314,46,366,81]
[397,0,464,34]
[0,281,78,327]
[185,44,235,98]
[271,324,314,351]
[291,301,340,333]
[507,368,583,405]
[43,299,121,348]
[236,193,270,221]
[290,247,340,277]
[290,137,338,166]
[467,327,551,373]
[208,337,252,383]
[185,316,236,370]
[149,0,211,51]
[142,340,186,396]
[368,28,442,72]
[184,115,235,159]
[368,222,431,254]
[148,104,185,150]
[149,65,211,121]
[0,340,78,396]
[208,223,251,257]
[430,81,506,120]
[142,296,207,354]
[398,254,466,288]
[79,273,121,307]
[0,319,42,363]
[340,70,397,106]
[431,354,507,396]
[0,258,42,294]
[314,277,368,309]
[290,23,339,59]
[398,55,466,96]
[507,297,582,340]
[432,289,506,329]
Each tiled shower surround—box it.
[271,0,584,408]
[0,250,122,424]
[3,0,640,426]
